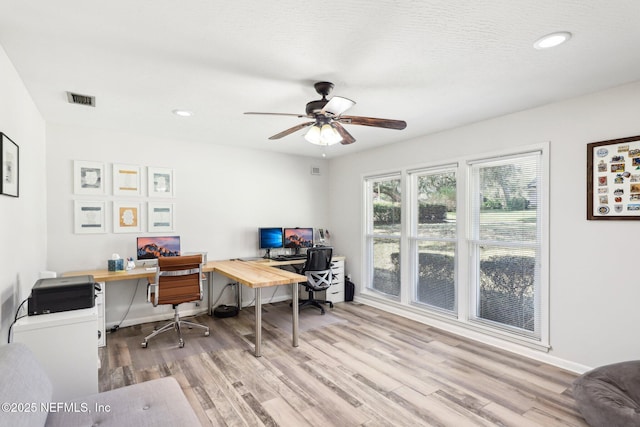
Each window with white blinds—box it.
[409,166,457,314]
[361,145,548,347]
[469,151,543,338]
[364,174,402,297]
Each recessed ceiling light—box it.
[172,109,193,117]
[533,31,572,50]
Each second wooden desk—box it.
[206,260,306,357]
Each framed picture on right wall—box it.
[587,134,640,220]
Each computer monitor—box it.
[259,227,283,249]
[283,227,314,254]
[258,227,283,258]
[136,236,181,260]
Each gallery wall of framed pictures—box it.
[587,135,640,220]
[73,160,175,234]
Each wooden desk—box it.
[66,262,305,357]
[251,258,306,268]
[64,267,157,283]
[65,264,219,282]
[206,260,306,357]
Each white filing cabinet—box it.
[12,307,99,401]
[326,257,345,303]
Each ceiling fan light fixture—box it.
[320,123,342,145]
[304,124,322,144]
[533,31,572,49]
[248,81,406,145]
[304,123,342,146]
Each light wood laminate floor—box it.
[99,302,588,426]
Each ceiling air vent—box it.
[66,92,96,107]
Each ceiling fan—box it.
[244,81,407,145]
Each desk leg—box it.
[254,287,262,357]
[292,282,299,348]
[207,272,213,316]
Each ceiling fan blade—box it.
[321,96,355,116]
[332,122,356,145]
[268,121,315,140]
[340,115,407,130]
[245,112,307,118]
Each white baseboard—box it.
[106,306,208,329]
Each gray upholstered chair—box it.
[573,360,640,427]
[142,254,209,348]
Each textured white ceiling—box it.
[1,0,640,158]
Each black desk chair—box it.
[298,247,334,314]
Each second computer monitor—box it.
[283,227,313,253]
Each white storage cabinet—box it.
[12,307,99,400]
[326,258,345,303]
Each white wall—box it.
[0,45,47,342]
[5,31,639,370]
[329,80,640,371]
[46,123,330,326]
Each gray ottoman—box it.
[573,360,640,427]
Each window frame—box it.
[466,148,549,344]
[360,143,549,350]
[408,164,459,315]
[363,172,403,300]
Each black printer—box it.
[28,275,97,316]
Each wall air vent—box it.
[66,92,96,107]
[311,166,321,175]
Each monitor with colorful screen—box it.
[136,236,181,260]
[259,227,283,258]
[283,227,313,254]
[259,227,284,250]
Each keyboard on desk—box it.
[273,255,307,261]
